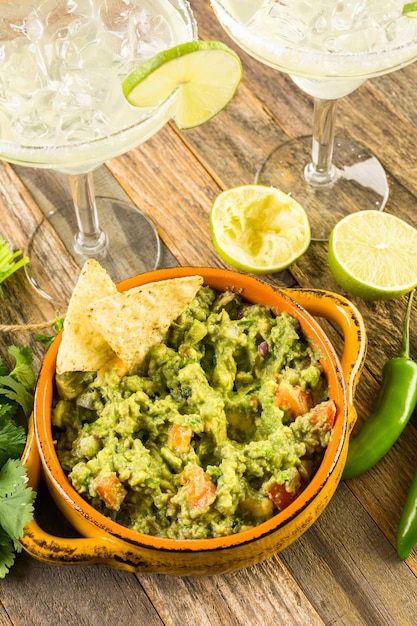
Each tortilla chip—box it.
[87,275,204,373]
[56,259,118,374]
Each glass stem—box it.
[68,172,107,255]
[304,97,339,187]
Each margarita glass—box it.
[210,0,417,239]
[0,0,196,301]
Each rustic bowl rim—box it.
[34,266,347,552]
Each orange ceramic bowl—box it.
[21,267,367,575]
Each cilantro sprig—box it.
[0,346,36,578]
[0,236,28,293]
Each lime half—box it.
[328,210,417,300]
[210,185,311,274]
[122,40,242,130]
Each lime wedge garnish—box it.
[122,40,242,130]
[210,185,311,274]
[328,211,417,300]
[403,1,417,17]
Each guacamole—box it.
[53,286,336,539]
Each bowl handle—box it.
[284,288,367,433]
[20,416,147,571]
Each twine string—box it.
[0,319,58,332]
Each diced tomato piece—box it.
[267,482,299,511]
[167,424,193,454]
[275,380,313,418]
[308,400,336,431]
[95,472,126,511]
[179,464,216,509]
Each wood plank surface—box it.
[1,1,417,624]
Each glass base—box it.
[25,196,161,304]
[255,136,389,241]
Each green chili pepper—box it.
[342,290,417,481]
[397,467,417,560]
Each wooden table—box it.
[1,2,417,624]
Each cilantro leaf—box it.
[0,236,29,292]
[0,375,33,418]
[0,459,35,545]
[0,527,16,579]
[7,346,35,390]
[0,403,15,419]
[0,344,36,578]
[0,345,35,417]
[0,419,26,468]
[35,317,64,350]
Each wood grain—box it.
[0,0,416,624]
